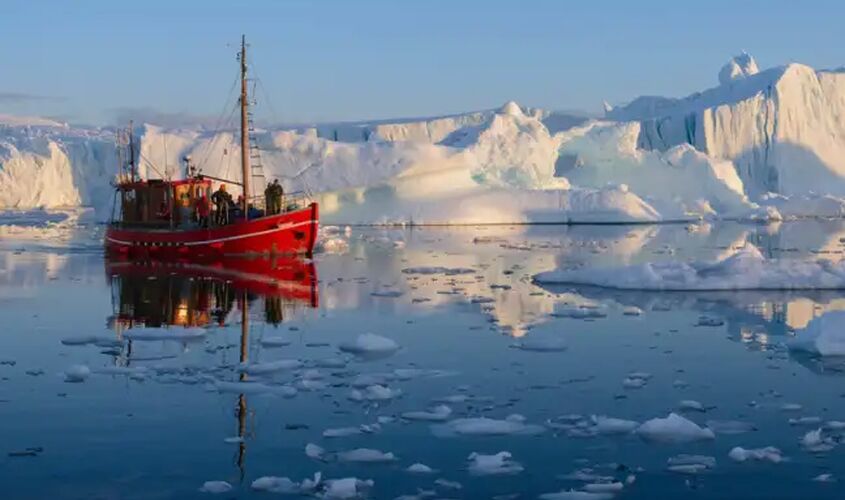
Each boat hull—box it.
[105,203,319,258]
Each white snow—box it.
[636,413,715,443]
[123,327,206,341]
[466,451,524,475]
[536,244,845,291]
[322,477,374,499]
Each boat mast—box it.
[128,120,136,182]
[239,35,250,220]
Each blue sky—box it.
[1,0,842,126]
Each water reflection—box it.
[104,256,318,483]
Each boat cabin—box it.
[114,178,212,229]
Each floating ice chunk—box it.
[401,267,475,276]
[305,443,325,460]
[667,454,716,474]
[260,337,291,348]
[728,446,784,463]
[406,463,436,474]
[402,405,453,421]
[801,428,835,452]
[789,416,822,426]
[223,436,243,444]
[339,333,400,358]
[636,413,715,443]
[337,448,397,463]
[432,416,544,437]
[781,403,803,411]
[813,473,835,483]
[316,237,349,254]
[240,359,302,374]
[825,420,845,430]
[323,427,363,438]
[351,373,389,388]
[705,419,756,434]
[789,311,845,356]
[678,400,705,412]
[61,335,121,347]
[622,377,647,389]
[251,476,302,494]
[622,306,643,316]
[539,489,614,500]
[590,415,639,434]
[348,384,402,402]
[510,337,567,352]
[467,451,523,475]
[322,477,374,499]
[63,364,90,383]
[124,327,206,341]
[434,479,462,490]
[199,481,232,494]
[583,482,623,494]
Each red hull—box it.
[105,203,319,258]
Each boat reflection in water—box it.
[105,256,318,481]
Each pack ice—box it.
[3,53,845,224]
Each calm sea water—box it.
[3,219,845,499]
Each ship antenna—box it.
[239,35,250,220]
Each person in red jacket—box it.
[196,194,210,228]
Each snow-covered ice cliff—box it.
[3,53,845,224]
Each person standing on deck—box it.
[196,193,210,228]
[211,184,234,225]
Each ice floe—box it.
[667,454,717,474]
[432,415,544,437]
[467,451,524,475]
[728,446,784,463]
[401,405,453,421]
[788,311,845,356]
[337,448,397,463]
[63,364,90,383]
[199,481,233,494]
[535,244,845,290]
[636,413,715,443]
[339,333,400,359]
[406,463,436,474]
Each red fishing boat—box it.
[105,36,318,259]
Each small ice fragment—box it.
[510,337,567,352]
[539,489,614,499]
[780,403,803,411]
[622,306,643,316]
[789,416,822,426]
[260,337,291,347]
[223,436,244,444]
[801,428,835,452]
[705,419,756,434]
[583,482,623,493]
[63,364,91,383]
[323,427,363,438]
[622,377,647,389]
[728,446,783,463]
[240,359,302,374]
[406,463,435,474]
[337,448,397,463]
[590,415,639,434]
[813,473,835,482]
[251,476,306,494]
[636,413,715,443]
[305,443,325,460]
[678,400,705,412]
[467,451,523,475]
[348,384,402,401]
[339,333,400,357]
[323,477,374,499]
[432,417,544,437]
[402,405,452,422]
[199,481,232,494]
[825,420,845,430]
[434,479,462,490]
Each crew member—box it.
[196,193,210,228]
[211,184,234,225]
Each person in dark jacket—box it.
[211,184,234,225]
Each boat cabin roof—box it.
[116,178,212,191]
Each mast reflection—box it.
[104,256,318,481]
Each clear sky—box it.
[1,0,843,126]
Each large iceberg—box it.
[3,53,845,224]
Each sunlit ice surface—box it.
[4,216,845,498]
